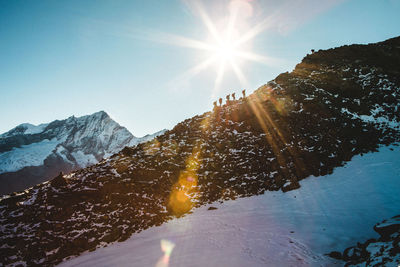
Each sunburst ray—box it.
[236,51,286,67]
[150,0,289,95]
[212,61,226,98]
[192,0,223,44]
[229,59,248,88]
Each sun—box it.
[150,0,281,97]
[214,40,237,62]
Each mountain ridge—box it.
[0,111,165,195]
[0,36,399,266]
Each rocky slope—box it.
[330,215,400,266]
[58,145,400,267]
[0,111,165,195]
[0,37,399,266]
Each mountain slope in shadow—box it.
[1,36,399,266]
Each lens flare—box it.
[168,142,202,216]
[156,239,176,267]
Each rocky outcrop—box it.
[331,215,400,266]
[0,37,400,266]
[374,216,400,239]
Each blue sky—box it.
[1,0,399,136]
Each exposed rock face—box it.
[0,111,165,194]
[374,216,400,239]
[333,215,400,266]
[0,37,400,266]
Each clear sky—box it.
[1,0,399,137]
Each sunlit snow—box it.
[0,138,60,173]
[59,145,400,267]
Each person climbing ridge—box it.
[226,94,230,105]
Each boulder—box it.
[326,251,342,260]
[342,246,366,262]
[373,215,400,239]
[282,180,300,192]
[50,172,67,187]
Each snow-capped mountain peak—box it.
[0,122,49,138]
[0,111,165,194]
[1,37,400,267]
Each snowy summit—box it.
[0,111,165,194]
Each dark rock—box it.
[339,215,400,266]
[2,36,400,267]
[208,206,218,210]
[282,180,301,192]
[374,215,400,239]
[326,251,342,260]
[50,172,67,187]
[342,246,366,262]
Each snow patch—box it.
[22,123,49,135]
[71,151,98,168]
[0,138,60,173]
[59,145,400,267]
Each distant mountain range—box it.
[1,37,400,266]
[0,111,165,194]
